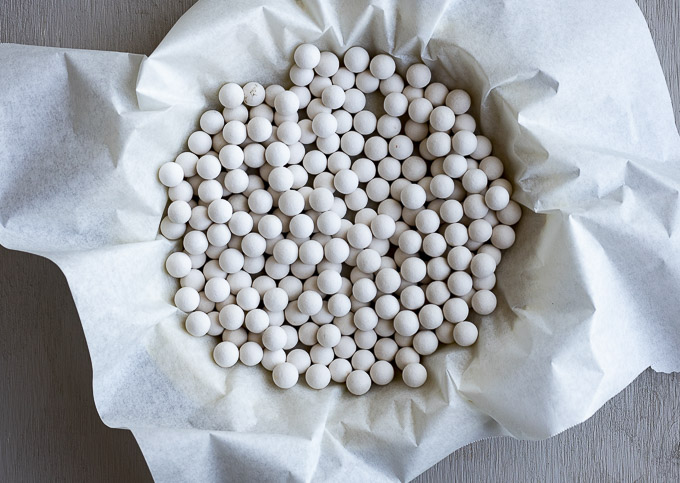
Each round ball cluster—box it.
[159,44,521,395]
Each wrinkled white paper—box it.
[1,0,679,480]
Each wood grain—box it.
[0,1,678,482]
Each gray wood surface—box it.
[1,1,678,482]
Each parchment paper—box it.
[2,0,680,481]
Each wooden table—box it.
[1,1,678,481]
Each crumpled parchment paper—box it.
[1,0,679,481]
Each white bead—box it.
[369,54,396,79]
[287,348,312,374]
[353,110,377,136]
[351,349,375,371]
[166,252,192,279]
[265,141,290,167]
[305,364,331,389]
[198,180,223,203]
[317,324,341,348]
[185,311,210,336]
[261,325,287,351]
[223,327,248,347]
[276,121,302,145]
[159,162,185,188]
[271,238,296,265]
[375,267,401,294]
[261,349,286,371]
[347,224,373,249]
[204,278,230,303]
[370,214,396,240]
[366,178,389,202]
[471,289,497,315]
[452,113,476,133]
[355,71,380,93]
[311,112,338,138]
[219,304,245,330]
[181,269,206,292]
[331,110,353,135]
[395,347,420,370]
[400,285,425,310]
[402,362,428,387]
[308,187,333,212]
[340,131,364,156]
[497,200,522,225]
[491,224,516,249]
[401,257,427,283]
[479,156,504,180]
[329,359,352,383]
[295,240,321,266]
[377,157,401,180]
[236,286,259,311]
[346,370,371,395]
[321,84,346,109]
[461,169,487,194]
[424,82,449,106]
[446,89,471,114]
[224,169,248,193]
[484,186,510,211]
[242,81,265,107]
[268,167,294,192]
[334,169,359,194]
[317,270,342,295]
[324,238,350,264]
[377,115,402,138]
[406,63,431,88]
[426,132,451,157]
[294,43,321,69]
[398,183,424,209]
[448,271,473,297]
[413,331,439,355]
[394,310,419,336]
[200,110,225,135]
[452,130,478,156]
[315,51,340,77]
[388,135,414,160]
[428,174,453,199]
[274,91,300,116]
[218,83,244,109]
[463,194,489,219]
[343,46,370,73]
[222,120,247,145]
[384,92,408,117]
[273,362,299,389]
[404,86,423,103]
[316,133,340,154]
[301,150,326,175]
[290,66,314,86]
[470,135,492,160]
[213,341,239,367]
[409,97,433,123]
[379,73,404,95]
[328,294,351,317]
[297,290,323,316]
[340,89,365,115]
[468,219,493,243]
[168,180,193,202]
[404,120,428,141]
[369,360,395,385]
[453,321,478,346]
[331,67,355,90]
[415,209,440,234]
[244,308,268,334]
[245,117,271,143]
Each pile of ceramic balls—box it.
[158,44,521,395]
